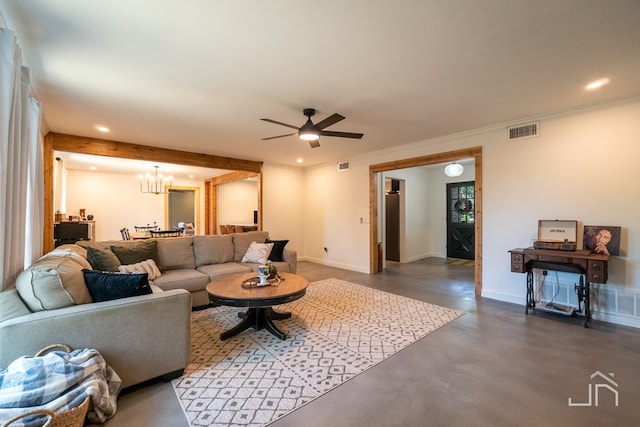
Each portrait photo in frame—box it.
[583,225,621,256]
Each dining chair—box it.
[120,228,131,240]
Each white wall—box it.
[65,170,205,241]
[262,164,305,258]
[303,161,371,272]
[482,100,640,326]
[383,168,432,262]
[296,99,640,327]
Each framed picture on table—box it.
[583,225,621,256]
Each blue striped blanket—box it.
[0,348,121,427]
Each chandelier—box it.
[139,166,172,195]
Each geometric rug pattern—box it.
[173,278,463,426]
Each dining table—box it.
[130,231,151,240]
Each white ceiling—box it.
[2,0,640,171]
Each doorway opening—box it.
[166,186,200,232]
[369,146,483,296]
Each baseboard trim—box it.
[298,256,369,273]
[482,290,640,329]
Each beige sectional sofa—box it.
[78,231,296,308]
[0,230,295,388]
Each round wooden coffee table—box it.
[206,272,308,340]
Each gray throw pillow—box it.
[111,240,158,265]
[86,246,121,272]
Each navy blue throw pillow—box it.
[266,239,289,262]
[83,269,152,302]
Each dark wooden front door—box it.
[446,181,475,260]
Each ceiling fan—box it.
[261,108,364,148]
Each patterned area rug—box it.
[173,278,463,426]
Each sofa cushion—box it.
[83,270,152,302]
[193,235,234,267]
[118,259,162,280]
[85,246,121,272]
[197,263,252,281]
[232,231,269,262]
[0,289,31,322]
[241,241,274,264]
[111,240,158,266]
[15,257,93,311]
[155,237,196,271]
[152,269,209,292]
[39,245,93,270]
[266,239,289,262]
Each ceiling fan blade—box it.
[260,118,299,130]
[320,130,364,139]
[314,113,345,130]
[309,140,321,149]
[262,132,297,140]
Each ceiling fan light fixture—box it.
[298,118,320,141]
[299,131,320,141]
[298,120,320,141]
[444,163,464,177]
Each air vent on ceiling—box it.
[337,161,350,172]
[508,121,539,140]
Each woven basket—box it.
[48,397,90,427]
[1,344,91,427]
[1,398,89,427]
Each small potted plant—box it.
[266,261,278,280]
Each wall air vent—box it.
[508,121,539,140]
[337,161,350,172]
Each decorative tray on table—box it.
[241,276,282,288]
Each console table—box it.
[509,247,609,327]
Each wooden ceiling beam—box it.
[49,132,262,173]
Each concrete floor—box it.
[103,259,640,426]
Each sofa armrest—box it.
[283,248,297,274]
[0,289,191,389]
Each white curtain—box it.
[0,28,43,291]
[25,97,43,265]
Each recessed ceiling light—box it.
[296,158,303,164]
[90,166,97,170]
[585,78,610,90]
[94,125,110,132]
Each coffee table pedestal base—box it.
[221,307,291,340]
